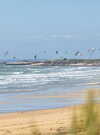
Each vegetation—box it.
[69,90,100,135]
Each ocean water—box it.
[0,64,100,113]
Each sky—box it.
[0,0,100,59]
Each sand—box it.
[0,88,99,135]
[0,105,80,135]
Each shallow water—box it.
[0,64,100,113]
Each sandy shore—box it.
[0,92,84,135]
[0,89,99,135]
[0,105,80,135]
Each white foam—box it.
[0,66,100,89]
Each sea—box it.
[0,64,100,113]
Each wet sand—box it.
[0,89,86,113]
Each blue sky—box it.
[0,0,100,59]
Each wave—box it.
[0,65,100,92]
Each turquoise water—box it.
[0,64,100,113]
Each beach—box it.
[0,64,100,134]
[0,0,100,134]
[0,105,77,135]
[0,90,86,135]
[0,89,99,135]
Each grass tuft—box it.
[70,89,100,135]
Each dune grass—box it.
[69,89,100,135]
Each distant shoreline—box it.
[4,59,100,66]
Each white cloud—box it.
[50,34,73,39]
[25,33,73,41]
